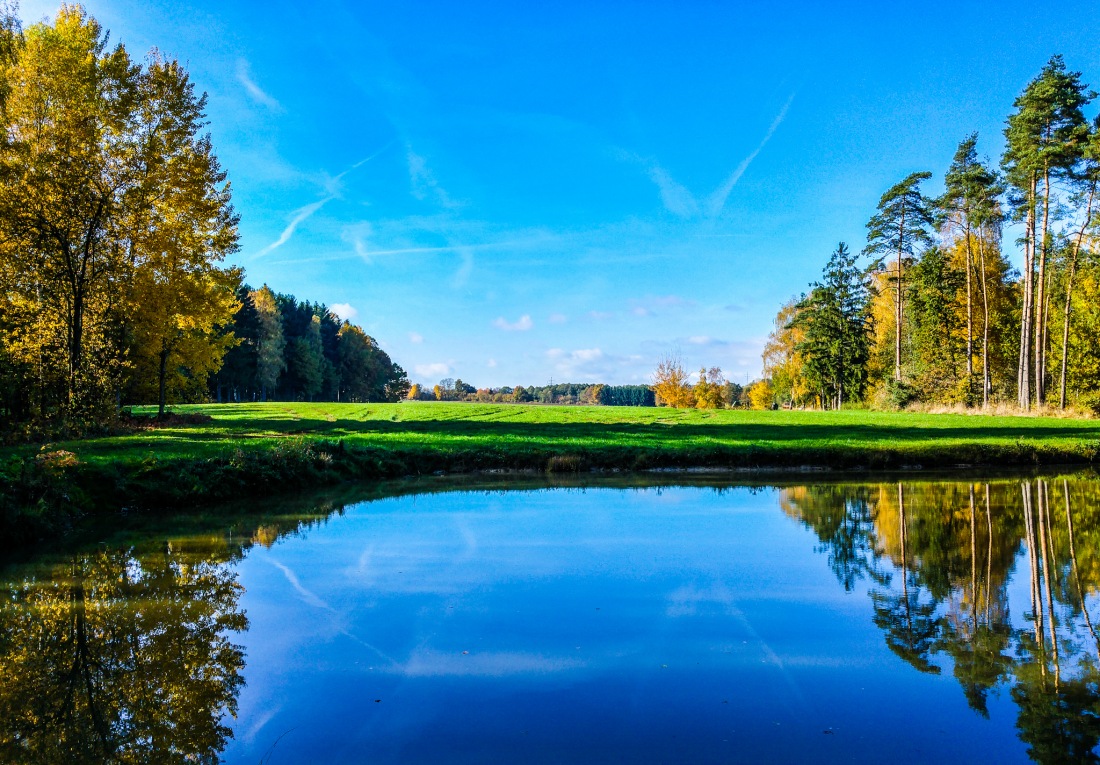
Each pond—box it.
[1,474,1099,764]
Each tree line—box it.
[408,380,662,407]
[0,7,406,433]
[764,55,1100,412]
[211,286,408,406]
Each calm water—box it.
[2,475,1099,764]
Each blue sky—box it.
[20,1,1100,386]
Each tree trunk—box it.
[1059,183,1096,409]
[895,211,905,382]
[965,225,974,387]
[157,345,170,418]
[1035,168,1052,405]
[1018,181,1036,410]
[978,232,991,407]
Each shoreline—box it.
[4,429,1098,549]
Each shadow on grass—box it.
[180,416,1100,447]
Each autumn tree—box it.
[693,367,725,409]
[652,352,694,408]
[0,7,139,422]
[937,135,1005,404]
[125,55,240,416]
[251,286,285,401]
[763,299,809,407]
[1055,116,1100,409]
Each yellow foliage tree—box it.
[746,379,775,410]
[762,300,811,406]
[653,353,695,408]
[693,367,726,409]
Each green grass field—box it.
[4,401,1100,545]
[15,400,1100,467]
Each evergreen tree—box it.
[1003,55,1092,407]
[864,172,935,383]
[794,243,873,408]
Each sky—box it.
[17,1,1100,387]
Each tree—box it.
[763,299,809,407]
[794,243,873,408]
[251,286,285,401]
[906,246,965,401]
[864,172,935,382]
[938,135,1005,405]
[693,367,725,409]
[652,352,694,408]
[125,56,240,416]
[0,6,139,421]
[285,316,324,401]
[1003,55,1092,407]
[1057,117,1100,409]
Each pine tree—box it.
[1003,55,1092,407]
[864,173,935,383]
[794,243,873,408]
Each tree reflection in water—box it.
[0,538,248,764]
[782,477,1100,765]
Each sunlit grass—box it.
[11,401,1100,468]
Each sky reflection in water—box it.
[2,478,1098,764]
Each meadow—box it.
[4,401,1100,546]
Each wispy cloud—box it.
[548,313,568,324]
[407,146,458,208]
[629,294,696,317]
[321,142,395,196]
[408,332,424,344]
[707,93,795,217]
[647,166,699,218]
[493,314,533,331]
[236,59,282,110]
[255,197,334,257]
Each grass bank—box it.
[4,401,1100,545]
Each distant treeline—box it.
[408,379,752,407]
[211,286,409,405]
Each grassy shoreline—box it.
[4,401,1100,546]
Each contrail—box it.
[707,93,795,217]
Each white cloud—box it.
[330,303,358,321]
[408,332,424,344]
[587,310,614,321]
[236,59,282,110]
[492,314,533,331]
[688,335,712,345]
[487,358,498,368]
[415,362,451,378]
[548,313,568,324]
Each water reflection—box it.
[0,539,248,764]
[782,478,1100,764]
[0,475,1099,763]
